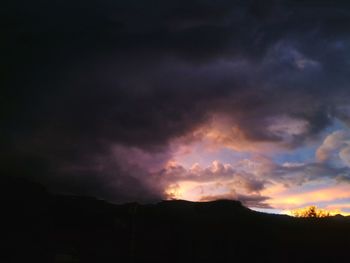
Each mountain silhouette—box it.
[3,177,350,263]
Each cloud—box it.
[316,130,350,166]
[158,159,272,208]
[2,0,350,204]
[339,146,350,167]
[266,183,350,210]
[156,143,350,209]
[159,160,267,191]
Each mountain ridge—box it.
[3,178,350,262]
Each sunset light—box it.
[5,1,350,261]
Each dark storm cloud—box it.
[2,0,350,202]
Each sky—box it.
[2,0,350,214]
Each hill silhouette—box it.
[3,177,350,263]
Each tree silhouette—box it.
[292,206,330,218]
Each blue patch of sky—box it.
[322,118,346,134]
[252,207,286,215]
[272,145,316,165]
[272,119,347,165]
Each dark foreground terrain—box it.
[3,178,350,263]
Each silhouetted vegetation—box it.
[291,206,331,218]
[3,178,350,263]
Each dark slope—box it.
[2,178,350,263]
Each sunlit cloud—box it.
[265,182,350,209]
[160,158,271,208]
[189,114,277,153]
[316,130,350,166]
[158,125,350,215]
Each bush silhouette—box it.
[292,206,330,218]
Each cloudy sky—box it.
[3,0,350,214]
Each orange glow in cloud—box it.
[163,120,350,215]
[165,178,350,215]
[265,184,350,207]
[261,182,350,215]
[168,114,275,159]
[162,156,350,215]
[165,181,214,201]
[323,204,350,216]
[191,116,273,153]
[180,113,310,154]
